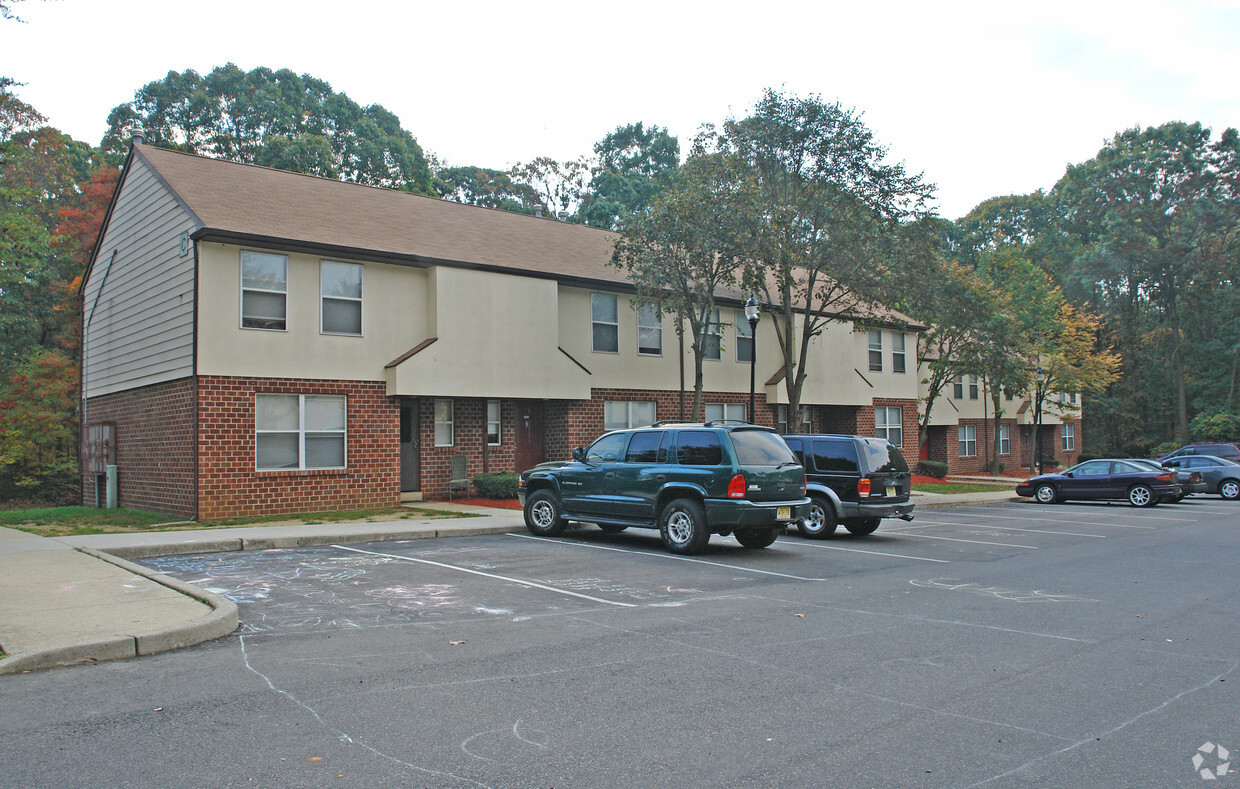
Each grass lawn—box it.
[913,482,1014,494]
[0,504,479,538]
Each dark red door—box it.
[514,401,543,472]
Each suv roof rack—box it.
[704,419,757,427]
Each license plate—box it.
[777,507,791,520]
[886,486,897,497]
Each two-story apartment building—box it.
[81,142,924,520]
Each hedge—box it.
[472,472,520,499]
[915,460,949,478]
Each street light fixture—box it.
[1034,367,1046,475]
[745,296,760,423]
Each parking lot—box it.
[6,500,1239,788]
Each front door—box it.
[399,398,420,492]
[515,401,543,472]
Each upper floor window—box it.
[705,403,746,423]
[637,302,662,355]
[735,310,754,363]
[969,376,979,400]
[953,377,964,399]
[891,333,906,374]
[868,330,883,372]
[241,251,287,330]
[605,400,656,431]
[592,294,619,353]
[255,393,346,470]
[321,261,362,335]
[875,406,902,447]
[704,309,722,360]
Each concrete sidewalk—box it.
[0,493,1020,675]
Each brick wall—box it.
[419,398,520,500]
[197,376,399,520]
[81,378,197,518]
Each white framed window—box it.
[875,406,902,447]
[1004,388,1014,401]
[486,400,501,446]
[704,308,722,360]
[891,333,906,374]
[255,394,346,470]
[958,424,977,457]
[591,293,619,353]
[868,330,883,372]
[777,405,812,434]
[604,400,656,430]
[953,377,964,399]
[1062,423,1076,451]
[637,302,662,355]
[321,260,362,335]
[241,251,287,330]
[434,399,454,446]
[969,376,979,400]
[999,423,1011,455]
[705,403,746,423]
[735,310,754,363]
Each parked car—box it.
[1128,458,1206,500]
[1016,459,1180,507]
[1158,455,1240,500]
[780,434,914,537]
[518,422,809,555]
[1156,442,1240,462]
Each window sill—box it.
[256,467,350,476]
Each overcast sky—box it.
[4,0,1239,219]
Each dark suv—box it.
[518,422,809,555]
[1156,443,1240,463]
[781,434,915,537]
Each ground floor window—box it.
[604,400,656,431]
[999,423,1011,455]
[705,402,746,423]
[486,400,501,445]
[875,406,902,447]
[777,405,812,434]
[958,424,977,457]
[1062,423,1076,451]
[435,399,454,446]
[255,393,346,470]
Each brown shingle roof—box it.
[137,143,623,284]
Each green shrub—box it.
[1151,441,1179,458]
[472,472,519,499]
[1190,412,1240,443]
[915,460,949,478]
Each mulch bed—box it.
[444,497,523,510]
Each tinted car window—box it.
[811,439,859,473]
[731,430,797,466]
[677,431,724,465]
[1111,461,1144,473]
[860,440,909,474]
[783,437,804,463]
[625,431,667,463]
[586,432,629,463]
[1073,460,1110,476]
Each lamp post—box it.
[1033,367,1046,475]
[744,296,760,423]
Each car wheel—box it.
[1220,479,1240,500]
[1128,485,1156,508]
[845,517,881,536]
[734,527,779,549]
[797,495,838,539]
[524,490,566,536]
[598,524,628,533]
[659,498,710,555]
[1034,484,1057,504]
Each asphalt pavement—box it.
[0,490,1019,674]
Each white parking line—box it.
[792,541,950,563]
[915,521,1105,538]
[335,544,638,607]
[508,533,835,579]
[955,508,1180,525]
[881,530,1039,549]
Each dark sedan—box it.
[1159,455,1240,500]
[1129,458,1206,500]
[1016,459,1180,507]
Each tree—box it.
[718,88,935,416]
[509,156,589,219]
[102,64,434,193]
[434,165,542,213]
[610,145,748,418]
[0,349,80,502]
[579,122,679,229]
[1053,122,1240,443]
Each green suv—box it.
[518,422,809,555]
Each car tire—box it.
[598,524,628,533]
[524,490,567,536]
[660,498,711,555]
[1219,479,1240,500]
[797,495,838,539]
[1034,484,1058,504]
[734,527,779,549]
[845,517,881,536]
[1128,485,1156,508]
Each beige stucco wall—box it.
[917,362,1080,426]
[196,243,428,381]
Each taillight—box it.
[1157,473,1174,482]
[803,475,808,496]
[857,478,872,496]
[728,474,747,499]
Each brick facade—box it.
[81,378,197,518]
[924,417,1083,475]
[196,376,399,520]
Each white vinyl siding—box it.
[81,156,196,398]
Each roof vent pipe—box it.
[534,204,544,218]
[131,126,145,146]
[557,211,568,222]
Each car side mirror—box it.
[1063,471,1074,478]
[572,447,585,462]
